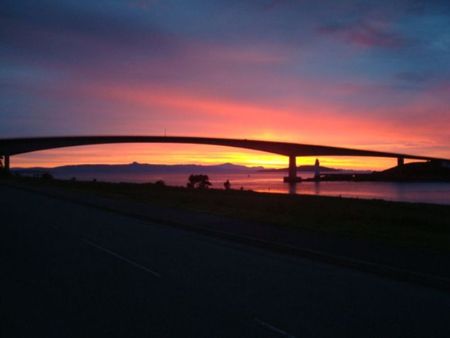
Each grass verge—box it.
[3,176,450,252]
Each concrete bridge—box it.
[0,136,448,182]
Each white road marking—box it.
[82,238,161,278]
[254,318,297,338]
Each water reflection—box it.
[314,181,321,195]
[288,183,297,195]
[53,171,450,205]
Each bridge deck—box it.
[0,136,447,162]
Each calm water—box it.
[54,171,450,205]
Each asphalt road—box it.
[1,185,450,337]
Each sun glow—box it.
[11,143,401,171]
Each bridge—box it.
[1,136,449,183]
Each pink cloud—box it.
[80,81,448,155]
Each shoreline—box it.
[9,170,450,206]
[2,175,449,253]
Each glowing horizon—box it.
[11,142,407,171]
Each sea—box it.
[52,171,450,206]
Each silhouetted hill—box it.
[13,162,265,175]
[374,161,450,181]
[313,161,450,182]
[13,162,351,177]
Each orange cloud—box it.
[12,79,448,170]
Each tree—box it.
[41,172,54,180]
[154,180,166,187]
[187,174,212,189]
[223,179,231,190]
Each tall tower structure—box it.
[314,158,320,180]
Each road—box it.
[1,185,449,337]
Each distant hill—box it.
[12,162,353,178]
[374,161,450,181]
[13,162,266,176]
[313,161,450,182]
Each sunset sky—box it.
[2,0,450,169]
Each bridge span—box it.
[1,136,448,183]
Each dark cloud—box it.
[1,1,156,42]
[0,0,175,61]
[318,21,411,49]
[404,0,450,15]
[395,71,433,83]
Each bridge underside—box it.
[1,136,448,182]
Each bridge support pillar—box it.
[4,155,10,172]
[284,155,301,183]
[397,157,404,167]
[1,155,10,174]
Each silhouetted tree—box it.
[154,180,166,187]
[223,179,231,190]
[187,174,212,189]
[41,172,54,180]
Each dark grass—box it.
[4,176,450,252]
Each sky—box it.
[1,0,450,169]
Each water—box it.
[53,171,450,205]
